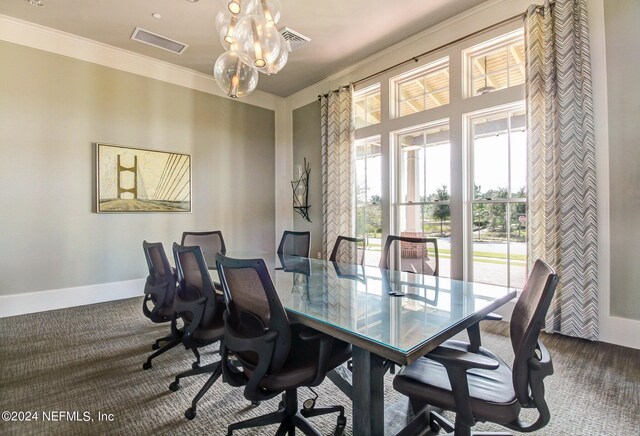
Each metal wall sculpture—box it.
[292,158,311,222]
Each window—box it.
[464,30,525,97]
[468,106,527,288]
[355,136,382,266]
[352,24,526,286]
[354,84,381,129]
[391,58,449,118]
[395,121,451,276]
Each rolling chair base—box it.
[168,361,222,421]
[398,410,513,436]
[143,337,180,370]
[227,389,345,436]
[152,333,174,350]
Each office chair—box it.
[277,230,311,258]
[379,235,439,276]
[393,260,558,436]
[216,254,351,435]
[181,230,226,266]
[168,243,225,420]
[141,241,181,369]
[329,235,365,266]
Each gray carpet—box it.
[0,297,638,435]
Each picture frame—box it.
[95,143,191,213]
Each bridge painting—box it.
[96,143,191,213]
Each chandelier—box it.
[214,0,289,98]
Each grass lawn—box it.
[363,237,526,266]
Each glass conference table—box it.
[208,253,517,436]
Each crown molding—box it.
[0,14,283,111]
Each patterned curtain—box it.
[320,86,355,259]
[525,0,598,340]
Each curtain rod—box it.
[318,11,526,100]
[318,86,350,100]
[352,12,526,86]
[318,11,528,100]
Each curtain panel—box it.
[525,0,598,340]
[320,87,355,260]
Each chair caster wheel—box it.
[303,398,315,411]
[185,407,196,420]
[251,401,260,406]
[336,415,347,432]
[192,362,200,369]
[142,362,152,370]
[169,381,180,392]
[152,343,160,350]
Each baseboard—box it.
[0,278,145,318]
[600,316,640,350]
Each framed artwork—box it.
[96,143,191,213]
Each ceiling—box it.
[0,0,489,97]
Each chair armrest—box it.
[483,312,503,321]
[426,344,499,428]
[529,341,553,373]
[172,296,207,340]
[513,340,554,431]
[143,282,172,319]
[465,312,503,352]
[223,319,279,402]
[526,340,553,404]
[428,345,499,371]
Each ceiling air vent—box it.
[131,27,188,55]
[280,27,310,52]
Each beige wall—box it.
[0,40,275,296]
[604,0,640,320]
[292,101,323,258]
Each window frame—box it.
[352,19,526,284]
[390,57,450,119]
[464,102,527,288]
[462,28,525,99]
[354,83,381,129]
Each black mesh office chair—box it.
[141,241,180,369]
[393,260,558,436]
[277,230,311,257]
[329,235,365,266]
[216,254,351,435]
[379,235,439,276]
[168,243,225,420]
[181,230,226,266]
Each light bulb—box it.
[257,33,289,75]
[228,0,241,14]
[213,51,258,98]
[246,0,281,26]
[251,20,265,67]
[216,10,239,50]
[234,15,281,70]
